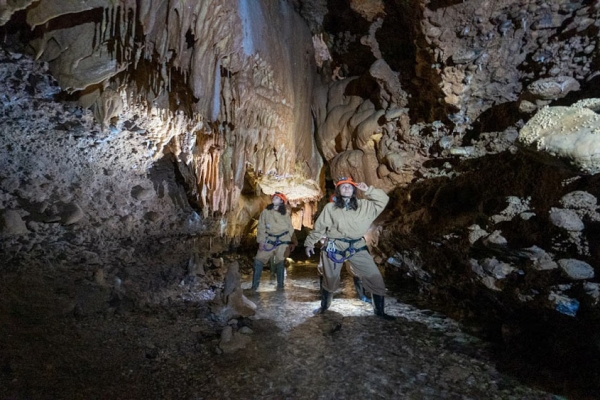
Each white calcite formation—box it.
[518,99,600,175]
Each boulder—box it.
[0,209,29,235]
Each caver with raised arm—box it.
[304,177,395,320]
[252,192,296,291]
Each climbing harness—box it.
[262,230,292,251]
[325,238,368,266]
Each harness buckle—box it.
[325,238,365,264]
[263,231,290,251]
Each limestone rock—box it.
[519,100,537,114]
[560,191,597,210]
[526,76,580,101]
[0,0,34,25]
[349,0,384,21]
[549,208,584,232]
[451,49,478,65]
[482,230,507,247]
[131,185,155,201]
[369,59,408,107]
[187,252,206,276]
[210,261,256,322]
[521,246,558,271]
[481,276,501,291]
[583,282,600,304]
[144,212,161,222]
[491,196,531,224]
[238,326,253,334]
[10,0,323,227]
[467,225,488,244]
[0,209,29,235]
[481,258,515,279]
[558,259,595,280]
[219,326,252,354]
[59,202,84,225]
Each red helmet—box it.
[271,192,288,203]
[335,176,357,188]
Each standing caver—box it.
[252,192,296,291]
[305,177,395,320]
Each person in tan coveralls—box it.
[305,177,395,320]
[252,192,296,291]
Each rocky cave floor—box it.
[0,248,582,400]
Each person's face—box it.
[338,183,355,198]
[272,196,283,207]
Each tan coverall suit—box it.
[255,208,295,264]
[304,186,389,296]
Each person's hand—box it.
[289,244,296,253]
[258,242,266,251]
[356,182,369,191]
[305,246,315,257]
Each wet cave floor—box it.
[0,261,573,400]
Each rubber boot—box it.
[269,256,276,279]
[314,276,332,314]
[275,261,285,289]
[353,276,372,303]
[372,294,396,320]
[251,259,263,290]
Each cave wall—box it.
[305,0,600,182]
[0,50,228,306]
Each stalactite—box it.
[102,8,108,42]
[168,66,171,93]
[14,0,320,228]
[93,18,99,50]
[110,6,115,40]
[160,63,167,93]
[130,4,136,50]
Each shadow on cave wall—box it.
[461,101,522,145]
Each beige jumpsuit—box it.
[305,187,389,296]
[255,207,295,264]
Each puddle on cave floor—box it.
[241,261,460,335]
[234,262,589,399]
